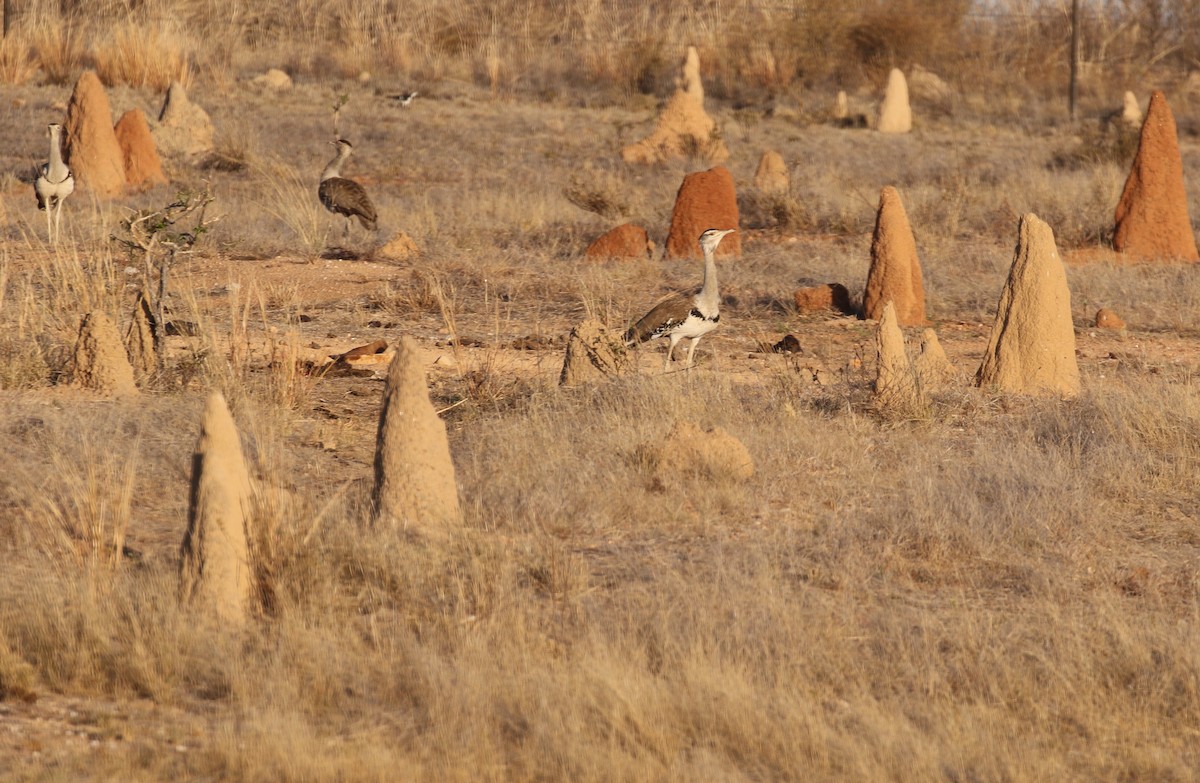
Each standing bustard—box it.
[318,139,378,240]
[625,228,736,371]
[35,123,74,245]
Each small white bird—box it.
[391,91,418,107]
[34,123,74,245]
[625,228,736,372]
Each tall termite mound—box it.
[1113,90,1198,262]
[877,68,912,134]
[976,214,1080,397]
[372,337,461,532]
[863,186,926,325]
[63,70,126,198]
[180,392,256,626]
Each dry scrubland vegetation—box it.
[2,1,1200,780]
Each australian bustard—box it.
[390,91,418,107]
[34,123,74,245]
[624,228,736,371]
[318,139,378,239]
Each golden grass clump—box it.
[0,31,38,84]
[92,21,193,91]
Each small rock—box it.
[252,68,293,91]
[771,334,802,354]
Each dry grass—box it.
[91,21,193,91]
[2,8,1200,778]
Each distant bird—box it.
[318,138,378,239]
[624,228,735,372]
[34,122,74,245]
[390,91,418,107]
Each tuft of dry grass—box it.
[91,21,193,91]
[0,30,38,85]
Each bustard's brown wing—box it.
[624,292,695,344]
[318,177,378,230]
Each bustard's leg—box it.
[684,337,701,368]
[54,201,64,245]
[46,202,53,245]
[664,335,681,372]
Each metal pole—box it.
[1069,0,1080,121]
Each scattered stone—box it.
[877,68,912,134]
[772,334,802,354]
[155,81,215,159]
[639,420,754,483]
[377,231,420,261]
[913,328,956,388]
[976,213,1080,397]
[863,186,927,325]
[62,70,126,198]
[1095,308,1126,329]
[1113,91,1198,262]
[1121,91,1142,126]
[560,318,628,386]
[753,149,789,195]
[113,108,168,190]
[677,45,704,103]
[371,337,461,532]
[907,65,952,105]
[585,223,654,260]
[664,166,740,259]
[72,310,138,396]
[833,90,849,120]
[179,392,255,627]
[874,301,921,409]
[794,283,853,315]
[124,292,157,379]
[621,47,728,165]
[251,68,293,91]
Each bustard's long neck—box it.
[47,129,68,182]
[696,242,719,313]
[320,147,350,181]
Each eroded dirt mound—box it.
[754,150,789,195]
[72,310,138,396]
[878,68,912,134]
[560,318,627,385]
[585,223,653,260]
[640,420,754,483]
[114,108,168,190]
[665,166,740,260]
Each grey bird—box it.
[624,228,736,372]
[318,139,378,239]
[34,123,74,245]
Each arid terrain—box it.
[3,4,1200,779]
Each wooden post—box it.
[1069,0,1080,121]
